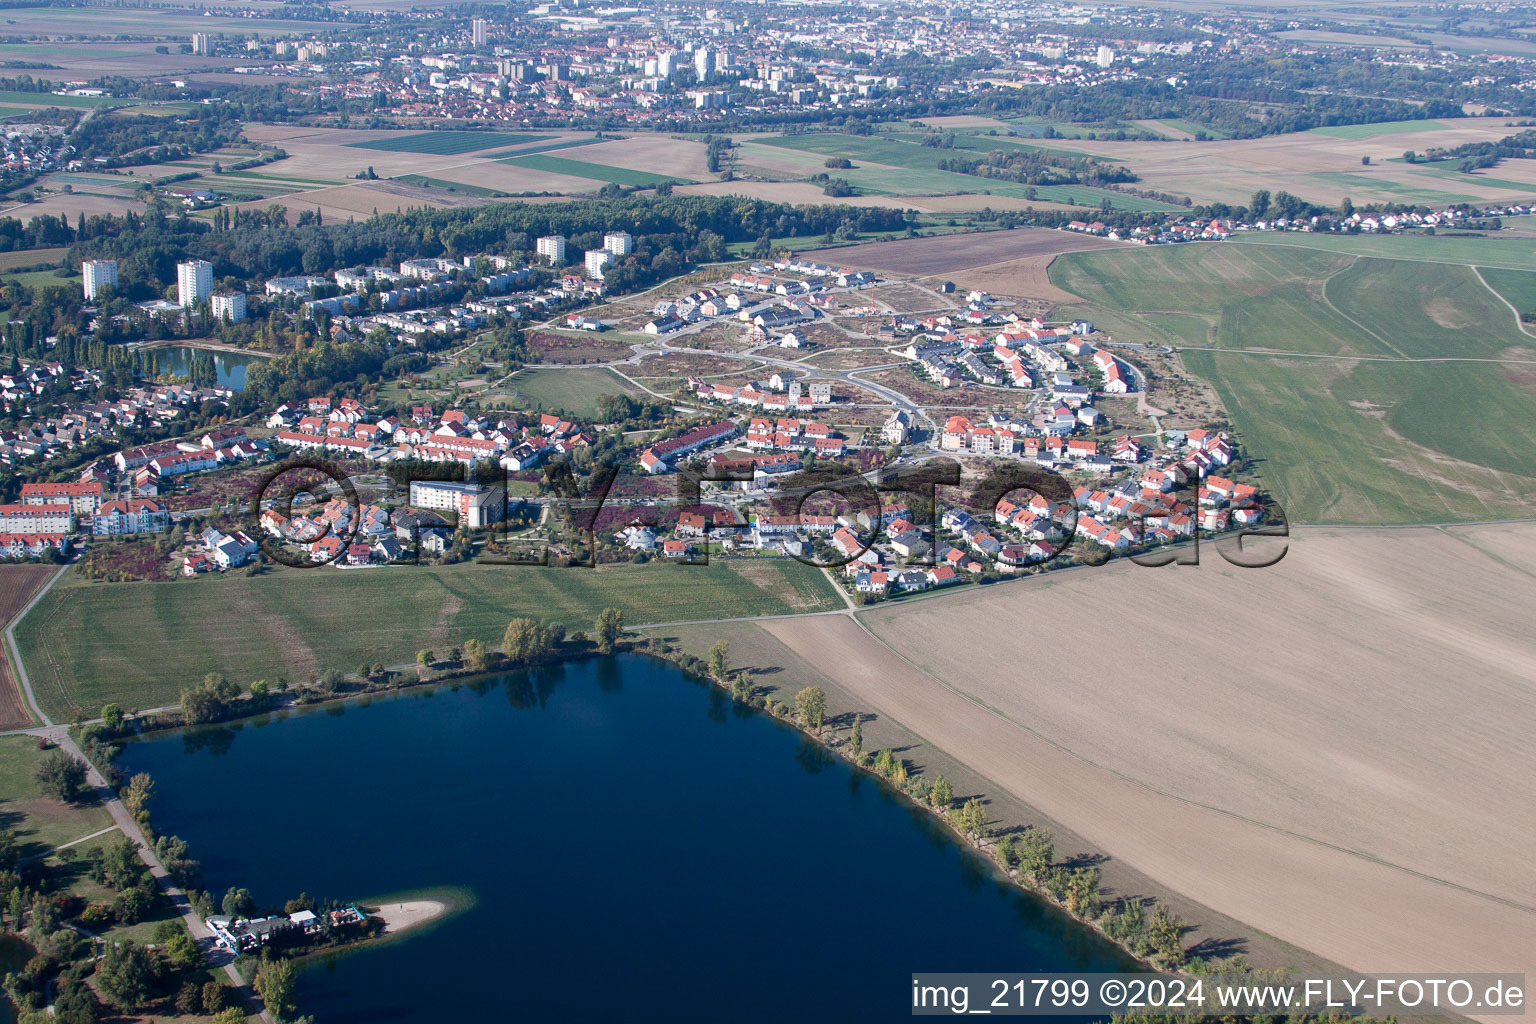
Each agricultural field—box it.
[1232,231,1536,270]
[13,558,842,721]
[1050,242,1536,522]
[0,247,66,273]
[761,525,1536,992]
[1022,116,1536,207]
[346,131,551,155]
[489,367,650,417]
[499,153,696,187]
[0,566,60,730]
[1308,119,1450,138]
[833,226,1120,277]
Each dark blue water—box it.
[119,655,1132,1022]
[147,346,258,391]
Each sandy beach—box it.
[374,899,449,935]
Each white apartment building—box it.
[177,260,213,308]
[694,47,712,81]
[82,259,117,300]
[584,249,612,280]
[603,231,633,257]
[408,480,507,528]
[471,18,488,46]
[536,235,566,264]
[211,292,247,323]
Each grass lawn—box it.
[2,267,80,291]
[346,131,550,155]
[495,367,648,417]
[1308,119,1449,138]
[0,736,113,860]
[14,559,843,720]
[498,153,695,186]
[0,246,66,272]
[1052,242,1536,524]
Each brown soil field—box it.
[831,227,1122,276]
[528,331,635,364]
[869,282,957,313]
[0,193,144,225]
[566,136,715,180]
[759,524,1536,985]
[0,566,59,730]
[930,253,1084,304]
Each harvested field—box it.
[0,192,144,225]
[556,135,715,181]
[832,227,1121,276]
[674,180,920,210]
[0,565,58,730]
[760,523,1536,984]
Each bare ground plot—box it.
[859,366,977,405]
[930,253,1083,305]
[797,348,899,370]
[0,566,57,730]
[666,324,757,353]
[832,228,1121,277]
[629,351,766,380]
[785,525,1536,983]
[528,331,635,364]
[868,282,955,313]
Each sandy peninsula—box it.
[373,899,449,935]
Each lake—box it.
[118,655,1133,1022]
[145,346,261,392]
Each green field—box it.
[1475,266,1536,316]
[1308,119,1449,138]
[1231,231,1536,270]
[1052,243,1536,523]
[496,367,646,417]
[499,153,695,187]
[14,559,843,719]
[0,89,131,108]
[347,131,551,155]
[391,174,504,197]
[757,133,1182,210]
[0,736,113,858]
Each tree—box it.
[594,607,623,654]
[221,887,253,918]
[928,774,954,808]
[212,1009,249,1024]
[416,649,433,666]
[122,773,154,821]
[164,929,202,969]
[707,640,730,680]
[502,618,555,665]
[52,980,101,1024]
[1249,189,1271,219]
[1148,904,1186,967]
[95,941,158,1011]
[1016,825,1054,877]
[34,749,88,803]
[203,980,229,1013]
[1066,867,1101,918]
[793,686,826,729]
[952,797,989,843]
[101,703,124,732]
[848,719,862,761]
[249,680,270,706]
[254,954,297,1021]
[463,638,489,672]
